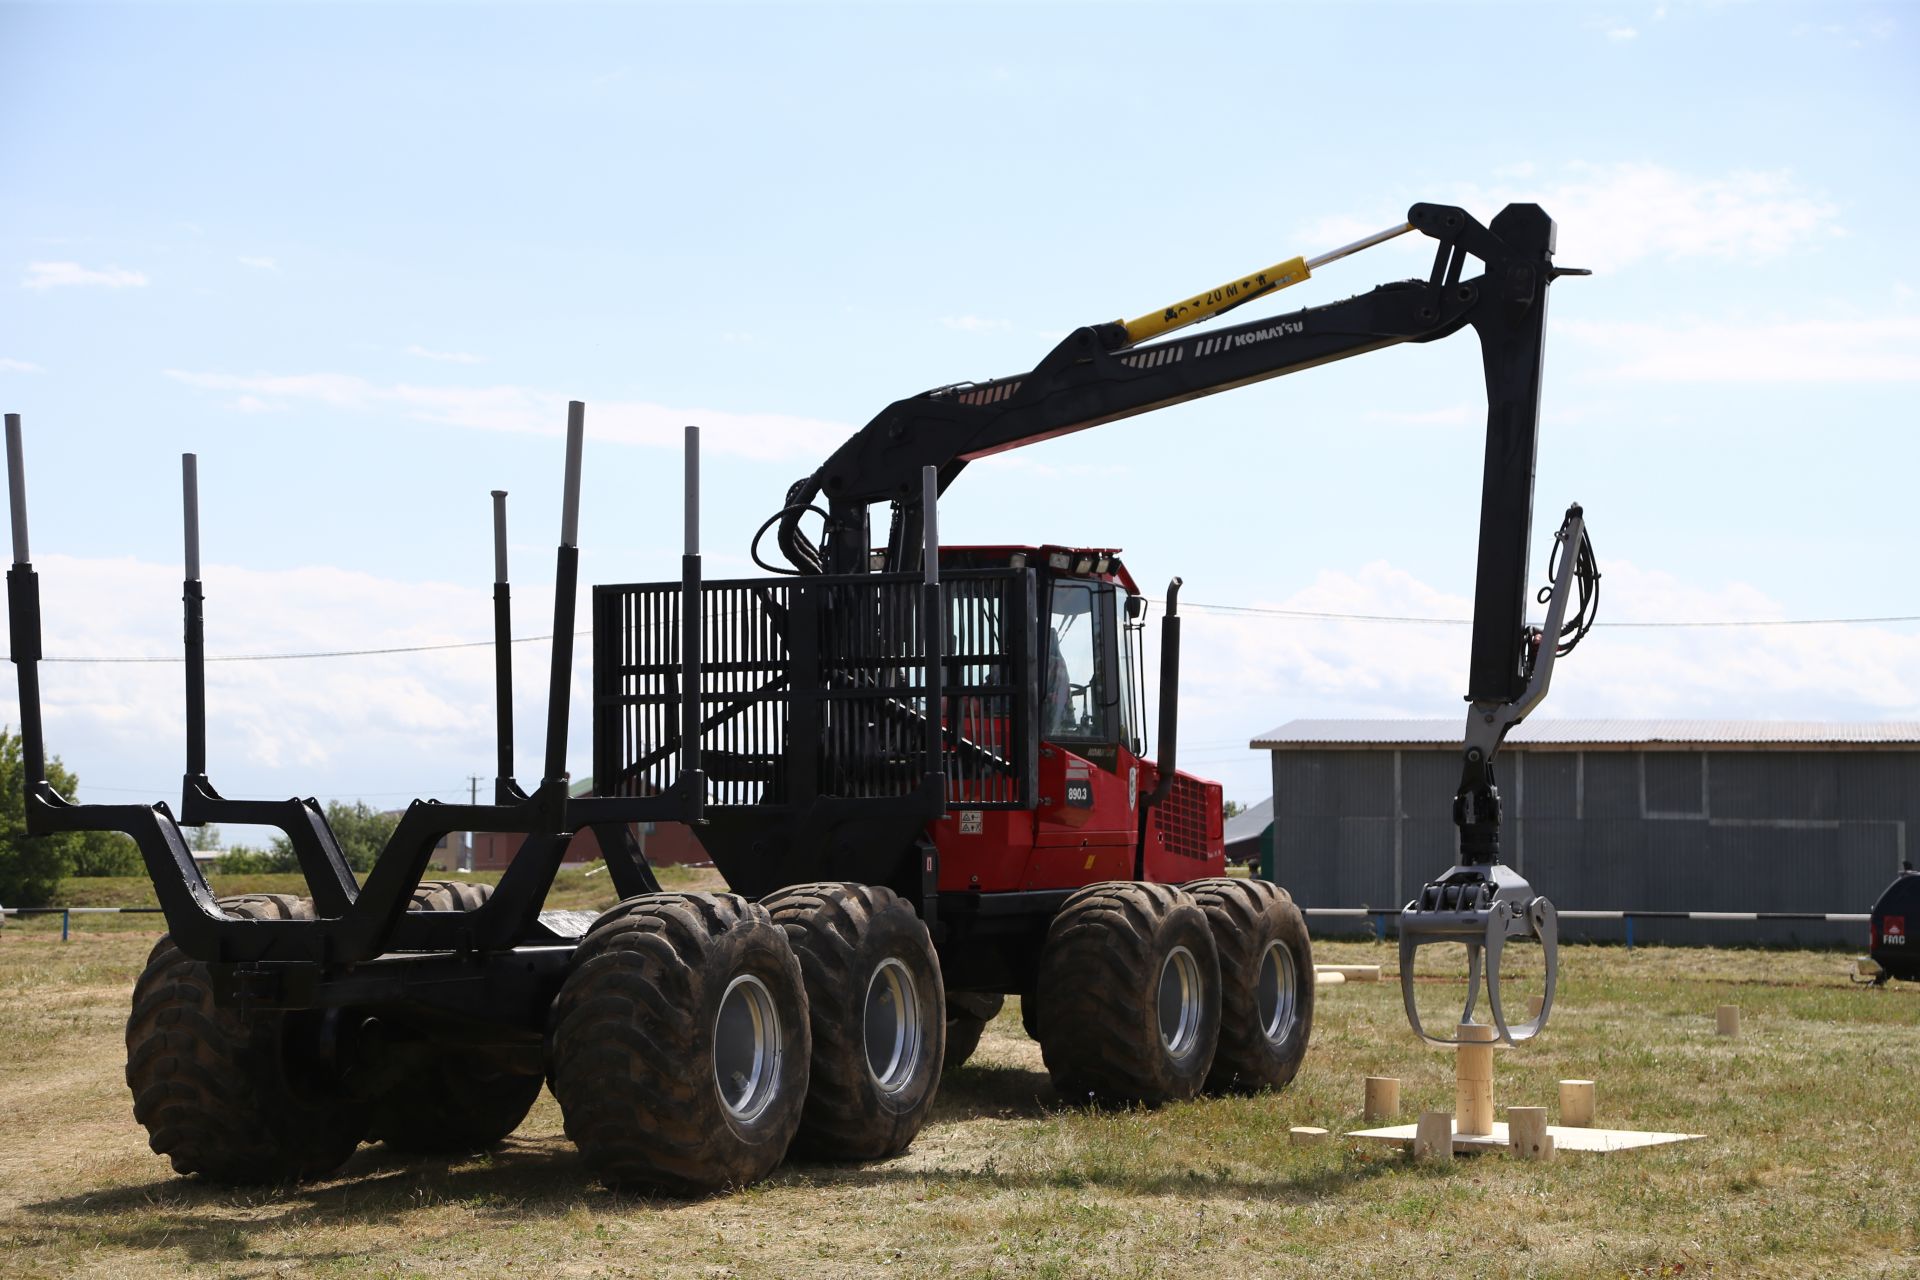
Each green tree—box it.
[1,726,134,904]
[270,799,399,873]
[1222,799,1246,820]
[70,829,142,876]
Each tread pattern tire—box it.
[763,883,945,1160]
[125,894,366,1184]
[549,892,809,1195]
[1184,878,1315,1094]
[407,879,491,912]
[944,993,1003,1069]
[1035,882,1221,1106]
[367,881,544,1154]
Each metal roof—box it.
[1223,795,1273,844]
[1250,718,1920,751]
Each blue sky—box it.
[2,0,1915,821]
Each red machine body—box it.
[928,543,1226,894]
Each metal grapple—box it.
[1398,503,1594,1046]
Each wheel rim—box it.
[1256,939,1298,1044]
[714,973,782,1124]
[1157,945,1203,1059]
[863,956,924,1095]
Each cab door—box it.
[1027,576,1137,887]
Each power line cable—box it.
[9,604,1918,666]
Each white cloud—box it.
[0,553,577,800]
[940,315,1012,333]
[1606,26,1638,41]
[1,358,43,374]
[1295,164,1841,279]
[1564,314,1920,382]
[22,261,150,291]
[162,369,853,462]
[237,256,278,271]
[405,344,484,365]
[1161,558,1920,802]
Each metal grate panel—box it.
[1154,772,1213,860]
[593,569,1034,813]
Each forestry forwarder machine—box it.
[5,200,1598,1196]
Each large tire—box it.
[1184,878,1315,1094]
[1035,882,1221,1106]
[406,878,491,912]
[125,894,366,1183]
[763,883,945,1160]
[549,892,810,1195]
[366,881,544,1154]
[944,993,1004,1069]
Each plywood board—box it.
[1346,1120,1701,1154]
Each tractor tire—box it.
[1019,990,1041,1042]
[369,879,541,1152]
[125,894,366,1184]
[1035,882,1221,1106]
[549,892,809,1195]
[406,878,492,912]
[1184,878,1315,1094]
[764,883,945,1161]
[944,993,1004,1069]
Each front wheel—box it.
[1184,878,1314,1093]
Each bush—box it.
[69,830,143,876]
[1,727,126,905]
[212,845,298,875]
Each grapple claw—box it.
[1398,862,1558,1046]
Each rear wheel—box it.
[1184,878,1315,1093]
[549,893,809,1194]
[406,878,491,912]
[764,883,945,1160]
[1035,882,1221,1106]
[125,894,366,1184]
[944,993,1004,1069]
[363,881,543,1153]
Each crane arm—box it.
[773,200,1597,1047]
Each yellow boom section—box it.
[1117,220,1417,347]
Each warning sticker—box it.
[958,810,983,836]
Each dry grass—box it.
[1,905,1916,1278]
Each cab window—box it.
[1045,580,1112,743]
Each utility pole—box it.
[463,775,483,872]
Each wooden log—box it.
[1363,1076,1401,1123]
[1716,1004,1741,1037]
[1507,1106,1554,1161]
[1454,1022,1496,1136]
[1289,1126,1329,1146]
[1413,1111,1453,1162]
[1314,971,1347,987]
[1527,993,1546,1019]
[1559,1079,1595,1128]
[1315,964,1382,983]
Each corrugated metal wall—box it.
[1269,747,1919,945]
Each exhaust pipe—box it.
[1135,576,1182,878]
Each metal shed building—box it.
[1252,719,1920,945]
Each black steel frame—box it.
[3,406,690,1025]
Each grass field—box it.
[1,883,1915,1278]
